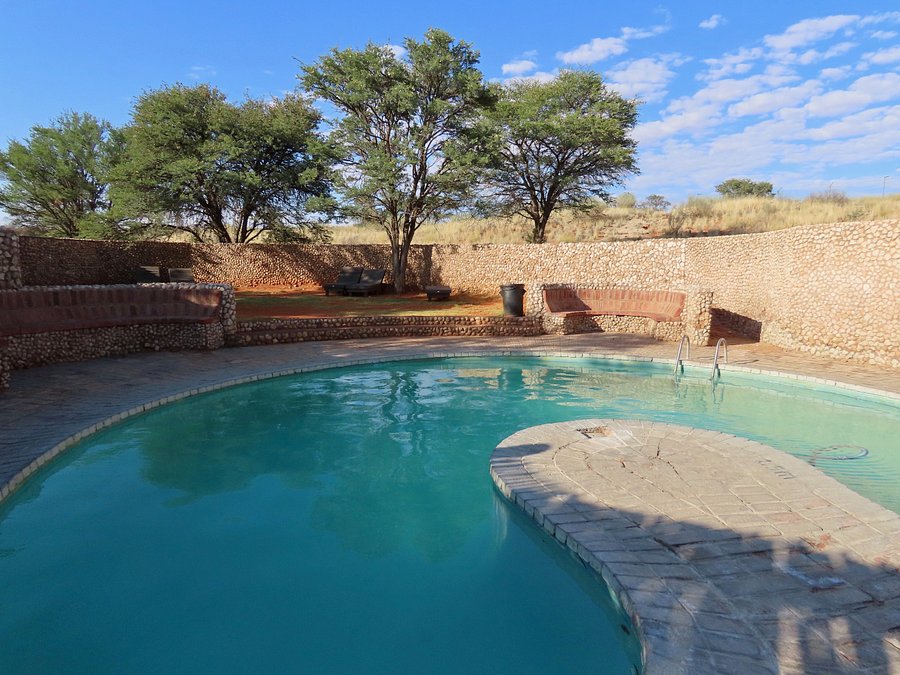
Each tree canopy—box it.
[715,178,775,199]
[111,84,334,243]
[301,29,492,291]
[0,112,119,238]
[475,71,638,243]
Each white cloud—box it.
[764,15,860,52]
[864,45,900,65]
[188,65,216,80]
[859,12,900,27]
[501,59,537,75]
[385,44,407,59]
[504,70,558,85]
[557,37,627,64]
[804,72,900,117]
[805,105,900,141]
[634,103,723,145]
[699,15,725,30]
[624,11,900,199]
[620,24,668,40]
[701,47,763,81]
[556,22,669,65]
[728,81,822,117]
[795,41,857,65]
[819,66,852,80]
[607,54,687,102]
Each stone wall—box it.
[229,315,542,346]
[13,220,900,368]
[0,229,22,290]
[18,236,428,289]
[682,222,899,367]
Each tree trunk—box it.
[393,236,412,293]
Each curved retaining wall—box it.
[4,220,898,367]
[229,316,542,346]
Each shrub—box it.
[640,194,670,211]
[615,192,637,208]
[715,178,775,198]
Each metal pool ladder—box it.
[674,335,691,374]
[711,338,728,381]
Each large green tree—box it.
[112,84,334,243]
[0,112,120,237]
[477,71,638,243]
[715,178,774,199]
[301,29,491,291]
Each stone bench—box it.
[531,284,712,345]
[0,285,223,337]
[0,284,237,379]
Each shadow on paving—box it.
[500,441,900,674]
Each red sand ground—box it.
[235,286,503,320]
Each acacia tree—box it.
[111,84,334,243]
[0,112,120,237]
[301,29,491,292]
[715,178,774,198]
[477,71,638,243]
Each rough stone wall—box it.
[4,323,225,370]
[431,239,684,293]
[682,221,899,368]
[20,237,429,289]
[229,315,542,346]
[19,236,193,286]
[14,220,900,367]
[0,229,22,290]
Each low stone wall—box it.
[229,315,542,346]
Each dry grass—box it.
[328,194,900,244]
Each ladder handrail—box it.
[674,335,691,374]
[711,338,728,380]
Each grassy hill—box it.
[328,194,900,245]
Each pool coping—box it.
[1,339,899,673]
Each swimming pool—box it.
[1,356,898,673]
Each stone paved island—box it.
[491,419,900,674]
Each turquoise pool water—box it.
[1,356,899,673]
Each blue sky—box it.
[1,0,899,202]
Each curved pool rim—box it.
[3,349,898,504]
[3,349,899,674]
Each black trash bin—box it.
[500,284,526,317]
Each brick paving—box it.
[492,420,900,674]
[1,334,899,672]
